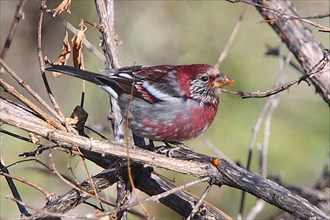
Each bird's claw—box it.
[156,143,191,157]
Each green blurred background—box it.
[1,0,329,219]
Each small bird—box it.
[46,64,234,143]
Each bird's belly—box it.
[127,104,218,142]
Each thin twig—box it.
[2,106,328,219]
[245,47,293,220]
[226,0,283,14]
[265,45,304,74]
[110,177,211,215]
[37,0,67,125]
[246,200,266,220]
[0,168,52,201]
[238,46,293,219]
[48,151,116,208]
[227,0,330,32]
[6,195,92,219]
[198,135,231,162]
[252,0,330,104]
[0,69,65,130]
[93,1,144,218]
[42,11,106,61]
[222,49,329,99]
[215,6,248,69]
[0,128,32,142]
[261,12,330,33]
[0,0,27,60]
[84,125,109,139]
[0,160,31,217]
[187,184,212,220]
[0,59,65,130]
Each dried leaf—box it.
[52,31,71,77]
[71,21,87,69]
[47,0,72,17]
[29,133,40,144]
[66,106,88,134]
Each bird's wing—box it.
[113,65,184,103]
[46,65,184,103]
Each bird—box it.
[46,64,234,143]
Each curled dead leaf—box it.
[67,106,88,135]
[52,31,71,77]
[29,133,41,144]
[72,21,87,69]
[65,117,79,126]
[47,0,72,17]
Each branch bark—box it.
[253,0,330,104]
[1,97,328,220]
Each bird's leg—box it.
[165,141,191,150]
[149,139,154,148]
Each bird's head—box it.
[179,64,234,105]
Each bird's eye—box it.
[200,75,209,82]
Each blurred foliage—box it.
[0,0,329,219]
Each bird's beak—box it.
[212,75,234,88]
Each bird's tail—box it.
[46,65,108,85]
[46,65,122,99]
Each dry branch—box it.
[1,0,329,219]
[253,0,330,104]
[1,96,328,220]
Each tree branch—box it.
[252,0,330,104]
[1,96,327,220]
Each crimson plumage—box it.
[46,64,233,142]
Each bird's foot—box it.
[156,142,192,157]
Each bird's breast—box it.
[136,102,219,142]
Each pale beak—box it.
[212,75,234,88]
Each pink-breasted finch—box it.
[46,64,234,143]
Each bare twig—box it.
[222,49,329,99]
[226,0,330,103]
[260,13,330,33]
[265,45,304,74]
[227,0,330,32]
[246,200,266,220]
[187,184,212,220]
[245,47,292,220]
[93,1,145,219]
[48,151,116,209]
[0,0,27,60]
[0,167,52,201]
[238,47,293,219]
[0,66,64,130]
[0,59,65,130]
[198,135,231,161]
[1,101,327,219]
[94,0,124,142]
[0,160,30,217]
[215,6,248,69]
[65,20,105,62]
[0,128,32,143]
[6,194,104,219]
[253,0,330,104]
[37,0,67,125]
[112,177,210,215]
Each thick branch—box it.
[253,0,330,104]
[1,97,327,220]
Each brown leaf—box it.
[47,0,72,17]
[66,106,88,135]
[71,21,87,69]
[29,133,40,144]
[52,31,71,77]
